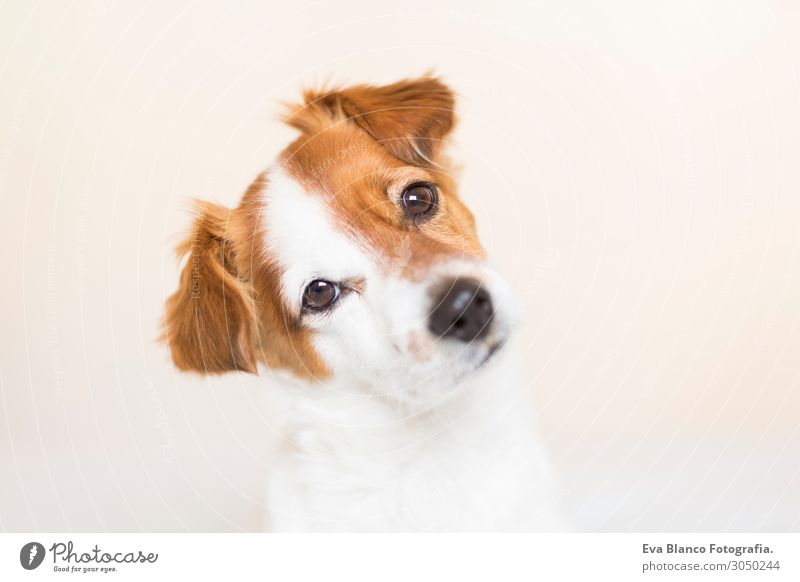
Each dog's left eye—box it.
[401,182,437,223]
[302,279,339,311]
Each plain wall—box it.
[1,0,799,531]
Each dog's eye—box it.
[302,279,339,311]
[401,182,437,223]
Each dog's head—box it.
[164,77,518,408]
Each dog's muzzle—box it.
[428,278,495,343]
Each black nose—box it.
[428,278,494,343]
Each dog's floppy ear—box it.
[163,202,257,375]
[288,76,456,167]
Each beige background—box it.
[1,0,799,531]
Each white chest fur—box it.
[264,349,566,531]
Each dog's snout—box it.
[428,278,494,343]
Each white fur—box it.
[259,167,566,531]
[262,168,373,311]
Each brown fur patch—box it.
[281,76,484,278]
[163,174,329,379]
[286,77,456,167]
[163,201,258,374]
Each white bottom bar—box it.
[1,533,797,581]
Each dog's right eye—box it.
[401,182,438,224]
[302,279,339,311]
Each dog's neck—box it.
[262,340,566,532]
[271,342,536,456]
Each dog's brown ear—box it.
[163,202,257,374]
[288,76,456,167]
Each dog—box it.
[163,76,566,531]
